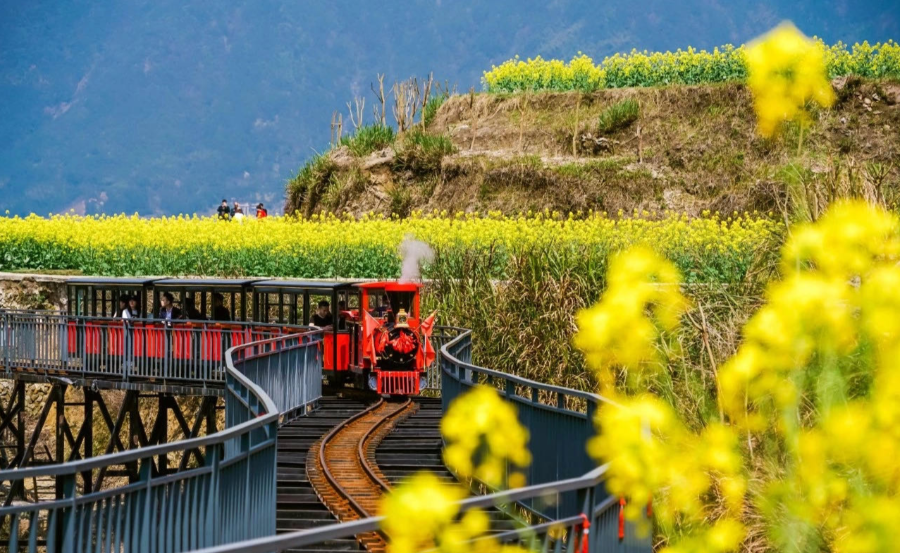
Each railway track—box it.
[306,398,417,553]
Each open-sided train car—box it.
[57,277,435,394]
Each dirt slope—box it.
[287,78,900,217]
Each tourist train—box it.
[38,276,436,395]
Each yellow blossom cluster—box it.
[482,38,900,93]
[716,201,900,551]
[441,385,531,489]
[381,386,532,553]
[381,472,529,553]
[573,247,689,392]
[576,199,900,552]
[745,22,836,136]
[575,248,745,551]
[0,210,780,284]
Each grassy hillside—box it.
[286,77,900,220]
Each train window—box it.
[387,291,415,317]
[366,289,386,313]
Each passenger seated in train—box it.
[128,295,139,319]
[372,294,391,317]
[312,300,333,327]
[116,296,132,319]
[212,292,231,321]
[157,292,182,321]
[183,297,205,321]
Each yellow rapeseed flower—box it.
[745,22,835,136]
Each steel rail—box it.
[357,398,412,493]
[317,398,386,518]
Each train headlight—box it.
[419,375,427,391]
[368,374,378,391]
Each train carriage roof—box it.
[67,276,159,286]
[251,279,360,291]
[152,278,262,290]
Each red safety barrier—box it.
[85,323,102,355]
[107,322,125,356]
[229,326,251,348]
[134,323,165,358]
[171,325,192,360]
[201,328,223,361]
[67,321,78,354]
[376,371,419,395]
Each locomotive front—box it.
[357,282,436,395]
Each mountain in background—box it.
[1,0,897,216]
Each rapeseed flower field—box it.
[483,39,900,93]
[0,211,781,285]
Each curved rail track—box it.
[306,398,417,552]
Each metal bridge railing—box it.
[0,329,323,553]
[184,327,651,553]
[0,311,307,385]
[439,326,615,520]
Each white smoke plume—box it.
[399,237,435,283]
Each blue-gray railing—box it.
[180,326,651,553]
[0,311,305,385]
[440,326,613,519]
[0,329,322,553]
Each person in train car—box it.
[217,199,231,220]
[373,294,391,317]
[212,293,231,321]
[115,296,131,319]
[312,300,333,327]
[256,203,268,218]
[128,295,140,319]
[157,292,182,321]
[183,297,204,321]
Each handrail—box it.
[186,466,613,553]
[0,310,312,387]
[0,325,324,552]
[188,327,652,553]
[437,326,617,406]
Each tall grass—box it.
[285,153,337,216]
[339,124,396,156]
[423,95,447,127]
[597,99,639,134]
[393,129,456,175]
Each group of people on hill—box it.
[115,292,232,323]
[217,199,268,221]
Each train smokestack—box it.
[399,237,434,283]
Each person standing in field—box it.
[232,205,245,223]
[256,203,268,218]
[217,199,231,220]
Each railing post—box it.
[207,443,221,547]
[57,473,76,553]
[138,458,152,552]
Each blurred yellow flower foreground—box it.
[381,386,531,553]
[746,22,836,137]
[576,200,900,553]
